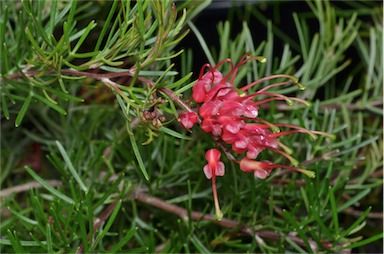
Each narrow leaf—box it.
[340,233,384,250]
[128,126,150,181]
[2,95,10,120]
[91,200,122,251]
[6,230,25,253]
[55,141,88,192]
[160,126,192,140]
[46,223,53,253]
[188,21,215,66]
[25,166,74,204]
[32,93,67,115]
[94,0,118,52]
[6,207,38,225]
[108,227,138,252]
[15,94,32,127]
[329,187,339,237]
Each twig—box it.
[3,69,382,113]
[301,150,340,167]
[259,100,383,112]
[343,207,383,219]
[0,180,63,198]
[133,189,320,251]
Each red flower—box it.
[240,158,315,179]
[177,53,334,219]
[178,112,198,130]
[203,149,225,220]
[203,148,225,179]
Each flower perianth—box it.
[240,158,316,179]
[203,149,225,220]
[178,112,198,130]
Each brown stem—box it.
[133,189,320,251]
[3,69,381,113]
[0,180,63,198]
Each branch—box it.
[3,68,381,114]
[133,189,320,251]
[259,100,383,112]
[0,180,63,198]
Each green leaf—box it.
[0,238,46,247]
[340,207,371,238]
[127,125,150,181]
[2,94,10,120]
[92,173,125,210]
[46,223,53,253]
[94,0,118,52]
[91,199,123,252]
[32,93,67,115]
[70,20,96,54]
[15,93,32,127]
[47,0,57,36]
[337,188,371,212]
[55,141,88,192]
[43,86,84,102]
[174,80,195,95]
[339,233,384,250]
[77,207,89,252]
[283,210,312,252]
[188,21,215,66]
[159,126,192,140]
[328,186,339,238]
[25,26,47,57]
[165,72,192,90]
[6,230,25,253]
[108,227,138,252]
[6,206,38,226]
[25,166,74,204]
[190,234,211,253]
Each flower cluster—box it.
[178,53,333,220]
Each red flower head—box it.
[177,52,334,219]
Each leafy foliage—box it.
[1,0,382,253]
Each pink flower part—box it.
[231,143,247,154]
[216,87,233,98]
[242,99,259,118]
[219,101,244,117]
[221,129,239,144]
[217,116,242,134]
[242,124,270,135]
[199,100,221,118]
[178,112,198,130]
[245,145,264,159]
[221,88,243,101]
[201,117,222,136]
[201,70,223,85]
[205,82,232,102]
[192,80,210,103]
[233,137,249,150]
[239,158,273,179]
[240,157,316,178]
[203,149,225,179]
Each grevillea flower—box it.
[178,111,198,130]
[177,52,334,220]
[203,148,225,220]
